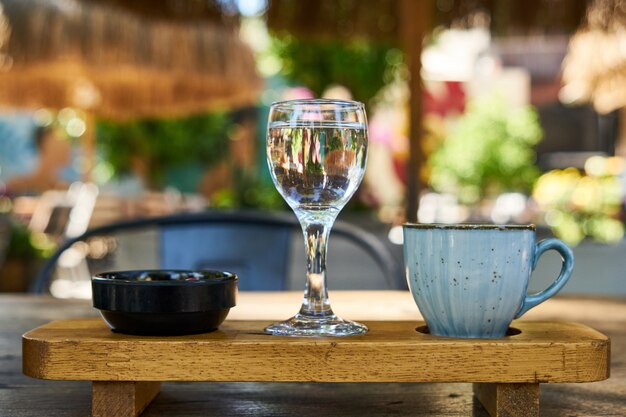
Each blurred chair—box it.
[32,210,404,297]
[29,183,99,241]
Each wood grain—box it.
[473,383,540,417]
[229,290,626,322]
[23,319,609,383]
[92,381,160,417]
[4,294,626,417]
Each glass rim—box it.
[270,98,365,111]
[403,223,536,231]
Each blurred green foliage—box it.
[211,168,289,210]
[97,112,288,210]
[96,113,230,189]
[5,218,53,259]
[270,35,404,105]
[5,220,37,258]
[428,95,543,204]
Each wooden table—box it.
[3,292,626,416]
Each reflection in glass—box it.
[265,99,368,337]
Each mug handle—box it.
[515,238,574,318]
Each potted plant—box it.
[428,94,543,209]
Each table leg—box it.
[473,383,539,417]
[92,381,161,417]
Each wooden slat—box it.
[23,319,609,383]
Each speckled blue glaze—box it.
[403,224,574,338]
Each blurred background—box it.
[0,0,624,297]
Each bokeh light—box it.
[65,117,86,137]
[533,156,625,245]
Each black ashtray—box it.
[92,270,237,336]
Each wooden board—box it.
[23,319,609,384]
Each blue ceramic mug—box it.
[403,224,574,338]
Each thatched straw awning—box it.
[267,0,399,41]
[561,0,626,114]
[0,0,261,120]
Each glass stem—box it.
[296,212,337,318]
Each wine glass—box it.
[265,99,369,337]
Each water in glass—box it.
[265,99,369,337]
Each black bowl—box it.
[92,270,237,336]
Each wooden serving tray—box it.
[23,319,610,417]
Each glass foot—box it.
[264,313,368,337]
